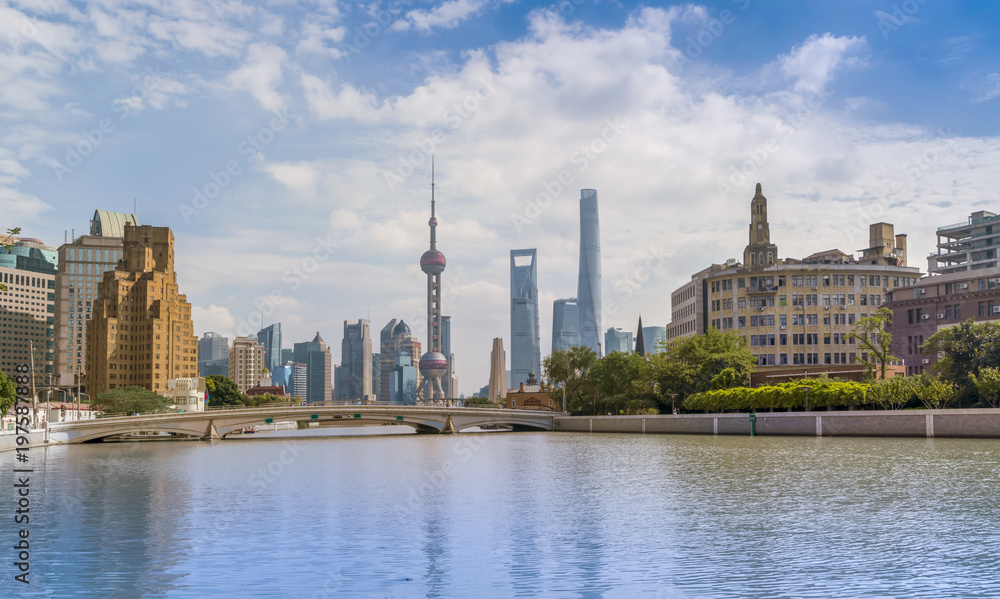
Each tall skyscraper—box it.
[85,224,197,395]
[389,349,418,404]
[510,248,540,387]
[274,361,307,399]
[293,333,332,403]
[379,319,398,402]
[604,327,633,354]
[198,331,229,377]
[577,189,602,356]
[488,337,507,403]
[641,326,667,354]
[552,298,581,354]
[229,336,265,393]
[0,236,57,386]
[371,352,380,401]
[55,210,138,386]
[338,318,372,400]
[418,161,448,400]
[441,315,458,397]
[257,322,282,374]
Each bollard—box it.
[749,412,756,437]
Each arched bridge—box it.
[46,406,555,444]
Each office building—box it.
[197,331,229,377]
[372,353,380,401]
[511,248,540,387]
[389,349,418,404]
[927,210,1000,275]
[338,319,372,401]
[54,210,138,387]
[441,315,458,398]
[273,361,308,400]
[293,332,333,403]
[604,327,633,354]
[0,236,57,385]
[85,224,198,395]
[488,337,507,402]
[257,323,282,374]
[577,189,602,356]
[379,319,421,401]
[675,184,921,384]
[552,298,581,353]
[229,336,265,393]
[640,326,666,354]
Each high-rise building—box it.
[55,210,138,387]
[441,315,458,397]
[273,361,308,399]
[488,337,507,402]
[673,183,921,384]
[640,326,667,354]
[280,348,293,363]
[418,162,448,400]
[197,331,229,377]
[228,336,265,393]
[552,298,580,354]
[257,323,282,374]
[0,236,57,386]
[293,332,332,403]
[389,349,418,404]
[379,319,422,401]
[510,248,540,387]
[372,353,380,401]
[604,327,633,354]
[577,189,602,356]
[85,224,197,395]
[926,210,995,274]
[338,319,372,401]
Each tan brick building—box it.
[229,336,266,393]
[85,224,197,396]
[669,184,922,382]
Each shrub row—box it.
[683,379,872,412]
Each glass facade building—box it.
[510,249,540,387]
[257,323,282,375]
[577,190,602,356]
[552,298,581,353]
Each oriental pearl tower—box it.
[418,159,448,400]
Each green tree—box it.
[970,366,1000,408]
[591,351,656,414]
[866,376,912,410]
[648,328,754,412]
[205,375,246,407]
[848,307,897,380]
[923,319,1000,394]
[0,370,16,418]
[0,227,21,292]
[908,374,954,409]
[542,345,599,413]
[92,385,174,416]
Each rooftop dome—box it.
[392,320,411,337]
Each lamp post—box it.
[802,385,811,412]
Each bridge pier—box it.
[201,419,221,441]
[443,415,457,434]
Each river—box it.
[2,429,999,597]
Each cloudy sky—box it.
[4,0,1000,395]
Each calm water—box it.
[3,429,1000,598]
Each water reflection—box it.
[1,432,999,597]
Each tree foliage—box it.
[970,367,1000,408]
[205,375,247,407]
[866,376,912,410]
[648,328,754,412]
[848,307,897,380]
[684,378,870,412]
[92,385,174,415]
[0,370,16,417]
[923,319,1000,393]
[543,345,599,413]
[908,374,954,409]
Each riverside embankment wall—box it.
[554,408,1000,438]
[0,430,46,452]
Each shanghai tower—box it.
[577,189,602,356]
[418,160,447,400]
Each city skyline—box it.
[4,2,1000,393]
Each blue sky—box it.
[3,0,1000,394]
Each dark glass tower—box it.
[577,189,602,356]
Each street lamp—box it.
[802,386,811,412]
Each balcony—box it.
[747,284,779,294]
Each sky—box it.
[3,0,1000,396]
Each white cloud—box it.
[968,73,1000,103]
[224,42,289,111]
[403,0,490,32]
[301,73,383,121]
[778,33,866,93]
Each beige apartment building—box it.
[0,237,57,386]
[229,336,266,393]
[85,224,198,396]
[670,184,921,383]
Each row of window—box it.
[753,353,860,366]
[712,294,885,311]
[711,274,917,293]
[712,312,870,330]
[748,333,855,346]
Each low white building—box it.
[161,377,207,412]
